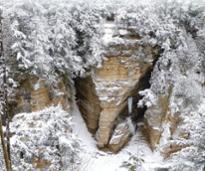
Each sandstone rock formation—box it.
[12,76,71,114]
[144,96,170,149]
[75,76,101,134]
[8,20,182,155]
[75,20,159,152]
[143,94,185,158]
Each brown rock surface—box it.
[108,121,131,153]
[144,96,169,149]
[14,76,71,114]
[144,93,183,158]
[75,76,102,134]
[160,143,189,158]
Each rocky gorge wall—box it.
[8,20,191,158]
[9,76,72,115]
[75,20,191,156]
[1,1,205,170]
[75,20,160,153]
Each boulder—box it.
[108,121,131,153]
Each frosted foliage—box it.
[171,75,203,113]
[1,0,205,170]
[138,89,157,108]
[166,101,205,171]
[10,106,81,171]
[1,0,104,80]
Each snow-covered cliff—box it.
[0,0,205,170]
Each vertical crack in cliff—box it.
[117,66,152,129]
[74,76,102,134]
[119,51,160,124]
[132,66,153,124]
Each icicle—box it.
[128,96,133,115]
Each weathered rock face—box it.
[93,55,154,148]
[13,76,72,114]
[75,76,101,134]
[108,121,131,153]
[144,95,185,157]
[144,96,169,150]
[75,20,159,151]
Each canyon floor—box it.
[71,104,165,171]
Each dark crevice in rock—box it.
[119,55,160,130]
[74,76,102,134]
[117,67,152,128]
[132,50,160,125]
[131,67,152,123]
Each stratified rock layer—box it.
[13,76,71,114]
[144,94,186,158]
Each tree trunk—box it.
[0,12,12,171]
[0,117,12,171]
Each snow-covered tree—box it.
[10,106,82,171]
[2,0,105,82]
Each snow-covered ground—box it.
[71,105,164,171]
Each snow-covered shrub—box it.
[121,153,145,171]
[10,106,81,171]
[138,89,157,108]
[165,100,205,171]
